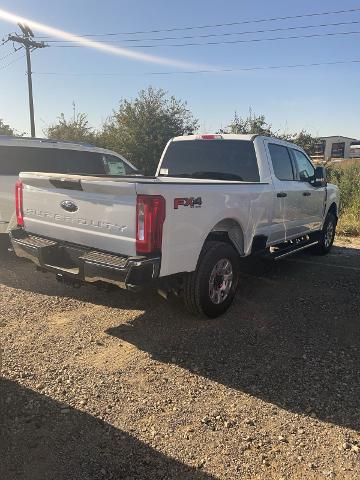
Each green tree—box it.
[98,86,199,175]
[45,112,95,144]
[220,110,273,136]
[279,130,319,156]
[222,110,318,156]
[0,118,15,136]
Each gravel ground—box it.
[0,240,359,479]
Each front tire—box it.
[313,211,337,255]
[183,241,239,318]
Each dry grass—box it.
[327,160,360,237]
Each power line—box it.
[42,19,360,43]
[0,48,20,62]
[0,38,11,46]
[50,29,360,48]
[32,58,360,76]
[0,52,26,71]
[34,7,360,38]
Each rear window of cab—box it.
[159,139,260,182]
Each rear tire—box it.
[183,241,239,318]
[312,211,337,255]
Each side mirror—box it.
[312,166,327,187]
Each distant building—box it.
[312,136,360,163]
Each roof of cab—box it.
[171,134,258,142]
[170,133,308,152]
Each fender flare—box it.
[203,218,245,256]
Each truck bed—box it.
[18,170,271,276]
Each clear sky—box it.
[0,0,360,138]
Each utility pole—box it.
[8,24,47,137]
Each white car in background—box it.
[0,136,138,239]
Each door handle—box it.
[277,192,287,198]
[303,192,312,196]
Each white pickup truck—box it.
[11,134,339,318]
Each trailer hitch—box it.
[56,273,83,289]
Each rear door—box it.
[266,142,304,241]
[290,148,326,231]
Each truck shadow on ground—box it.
[0,378,216,480]
[1,247,359,433]
[107,251,360,433]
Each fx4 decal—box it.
[174,197,202,209]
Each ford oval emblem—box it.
[60,200,78,213]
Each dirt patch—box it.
[335,235,360,249]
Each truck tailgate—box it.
[20,173,137,256]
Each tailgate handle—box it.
[49,179,83,191]
[277,192,287,198]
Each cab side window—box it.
[291,149,315,182]
[101,154,135,175]
[268,143,295,181]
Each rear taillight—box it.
[136,195,166,254]
[15,180,24,226]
